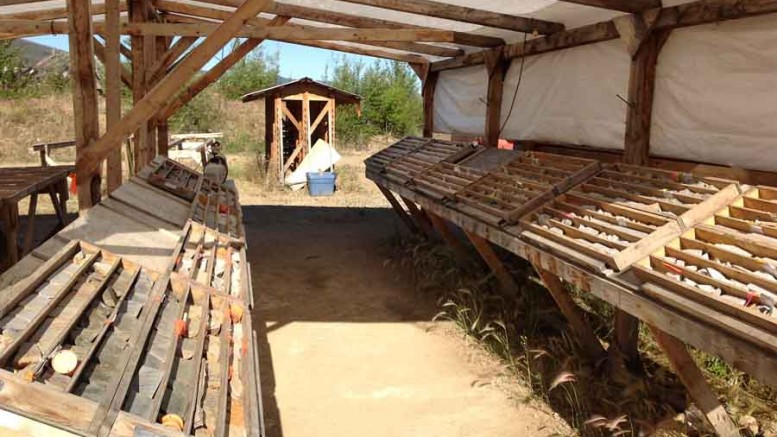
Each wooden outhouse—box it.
[241,77,361,181]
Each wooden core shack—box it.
[241,77,361,181]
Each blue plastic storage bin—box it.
[307,171,337,196]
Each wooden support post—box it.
[463,229,519,293]
[76,0,276,176]
[2,203,19,266]
[427,211,474,268]
[533,266,607,360]
[622,25,672,165]
[154,36,170,157]
[301,91,311,159]
[422,70,438,138]
[484,47,506,148]
[647,325,739,437]
[22,192,38,257]
[104,0,122,193]
[130,0,149,174]
[613,309,642,370]
[376,184,419,234]
[330,96,337,147]
[400,196,435,239]
[273,95,283,182]
[67,0,101,211]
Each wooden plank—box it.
[534,266,607,360]
[335,0,564,34]
[0,369,98,435]
[647,325,739,437]
[0,250,99,367]
[0,240,79,319]
[66,0,100,211]
[76,0,275,177]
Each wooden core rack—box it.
[368,136,776,436]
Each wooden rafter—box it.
[157,0,468,56]
[148,35,198,83]
[162,12,431,63]
[154,15,290,122]
[431,0,777,72]
[76,0,275,177]
[120,21,490,44]
[336,0,565,34]
[558,0,660,13]
[193,0,496,50]
[0,2,127,20]
[280,39,428,64]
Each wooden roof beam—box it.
[431,0,777,72]
[335,0,565,34]
[163,13,429,63]
[195,0,497,49]
[157,1,465,56]
[122,20,478,44]
[557,0,660,13]
[0,2,127,20]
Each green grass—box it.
[396,235,777,436]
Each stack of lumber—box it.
[367,137,777,393]
[0,157,260,437]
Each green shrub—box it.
[169,88,224,133]
[218,46,280,100]
[325,57,422,147]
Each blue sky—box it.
[25,35,380,81]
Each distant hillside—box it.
[10,39,66,69]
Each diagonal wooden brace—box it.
[647,324,739,437]
[464,229,519,293]
[533,265,606,361]
[376,185,419,234]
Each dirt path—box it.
[243,200,571,437]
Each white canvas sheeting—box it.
[498,39,630,150]
[433,65,488,136]
[651,13,777,172]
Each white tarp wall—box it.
[498,39,630,150]
[651,13,777,172]
[431,7,777,173]
[433,65,488,136]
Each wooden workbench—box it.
[0,165,72,267]
[0,157,261,437]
